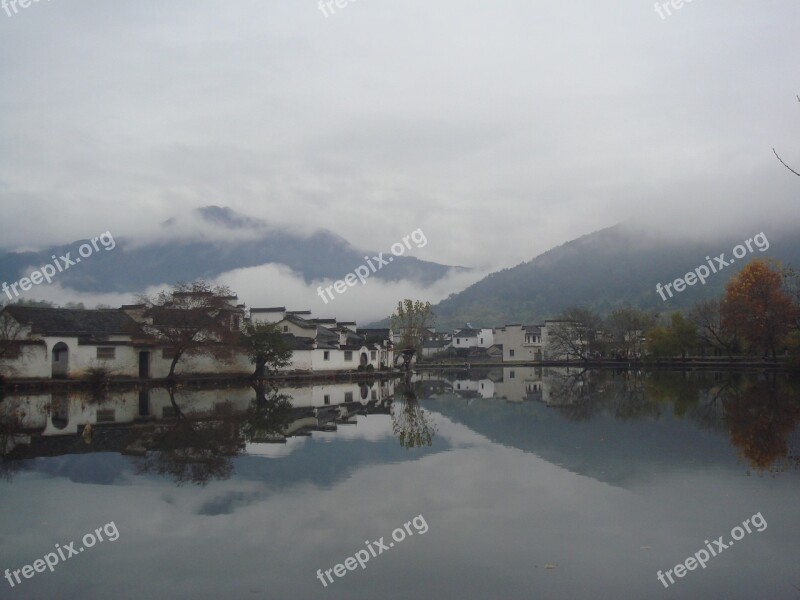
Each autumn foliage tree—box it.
[721,260,797,359]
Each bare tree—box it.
[772,95,800,177]
[0,304,25,378]
[390,300,433,376]
[136,281,242,378]
[547,307,606,361]
[688,298,739,357]
[607,306,657,358]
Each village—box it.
[0,290,577,382]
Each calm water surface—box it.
[1,369,798,599]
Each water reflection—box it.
[0,378,396,485]
[1,370,798,483]
[391,380,438,449]
[427,367,800,474]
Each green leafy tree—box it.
[645,325,677,358]
[240,322,293,377]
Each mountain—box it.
[372,222,800,330]
[0,206,464,295]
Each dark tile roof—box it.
[148,307,220,329]
[282,333,315,351]
[282,315,317,330]
[250,307,285,313]
[358,328,391,344]
[455,328,480,338]
[423,340,450,348]
[3,306,140,336]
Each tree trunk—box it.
[168,352,183,378]
[253,358,266,378]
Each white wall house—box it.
[493,325,543,362]
[452,326,494,349]
[1,303,395,380]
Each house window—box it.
[96,347,116,360]
[480,338,483,344]
[96,409,115,423]
[324,394,330,405]
[370,351,376,360]
[510,370,515,379]
[456,339,460,345]
[283,325,289,332]
[324,351,330,361]
[371,390,377,400]
[509,349,515,358]
[344,392,353,402]
[344,351,353,361]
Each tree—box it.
[722,376,800,472]
[240,383,294,443]
[670,312,697,359]
[688,298,740,357]
[607,307,657,358]
[240,321,293,378]
[645,313,696,360]
[721,259,797,359]
[137,280,241,378]
[644,325,678,358]
[390,300,433,375]
[391,381,437,448]
[772,95,800,177]
[0,303,24,378]
[547,307,606,361]
[133,387,244,486]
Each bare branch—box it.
[773,148,800,177]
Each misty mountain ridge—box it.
[0,206,464,296]
[369,222,800,330]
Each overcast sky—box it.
[1,0,798,287]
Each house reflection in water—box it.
[0,380,396,485]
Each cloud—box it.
[212,263,493,324]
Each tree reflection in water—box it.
[392,379,437,449]
[133,384,293,486]
[548,369,800,474]
[0,397,25,481]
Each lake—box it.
[1,368,798,599]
